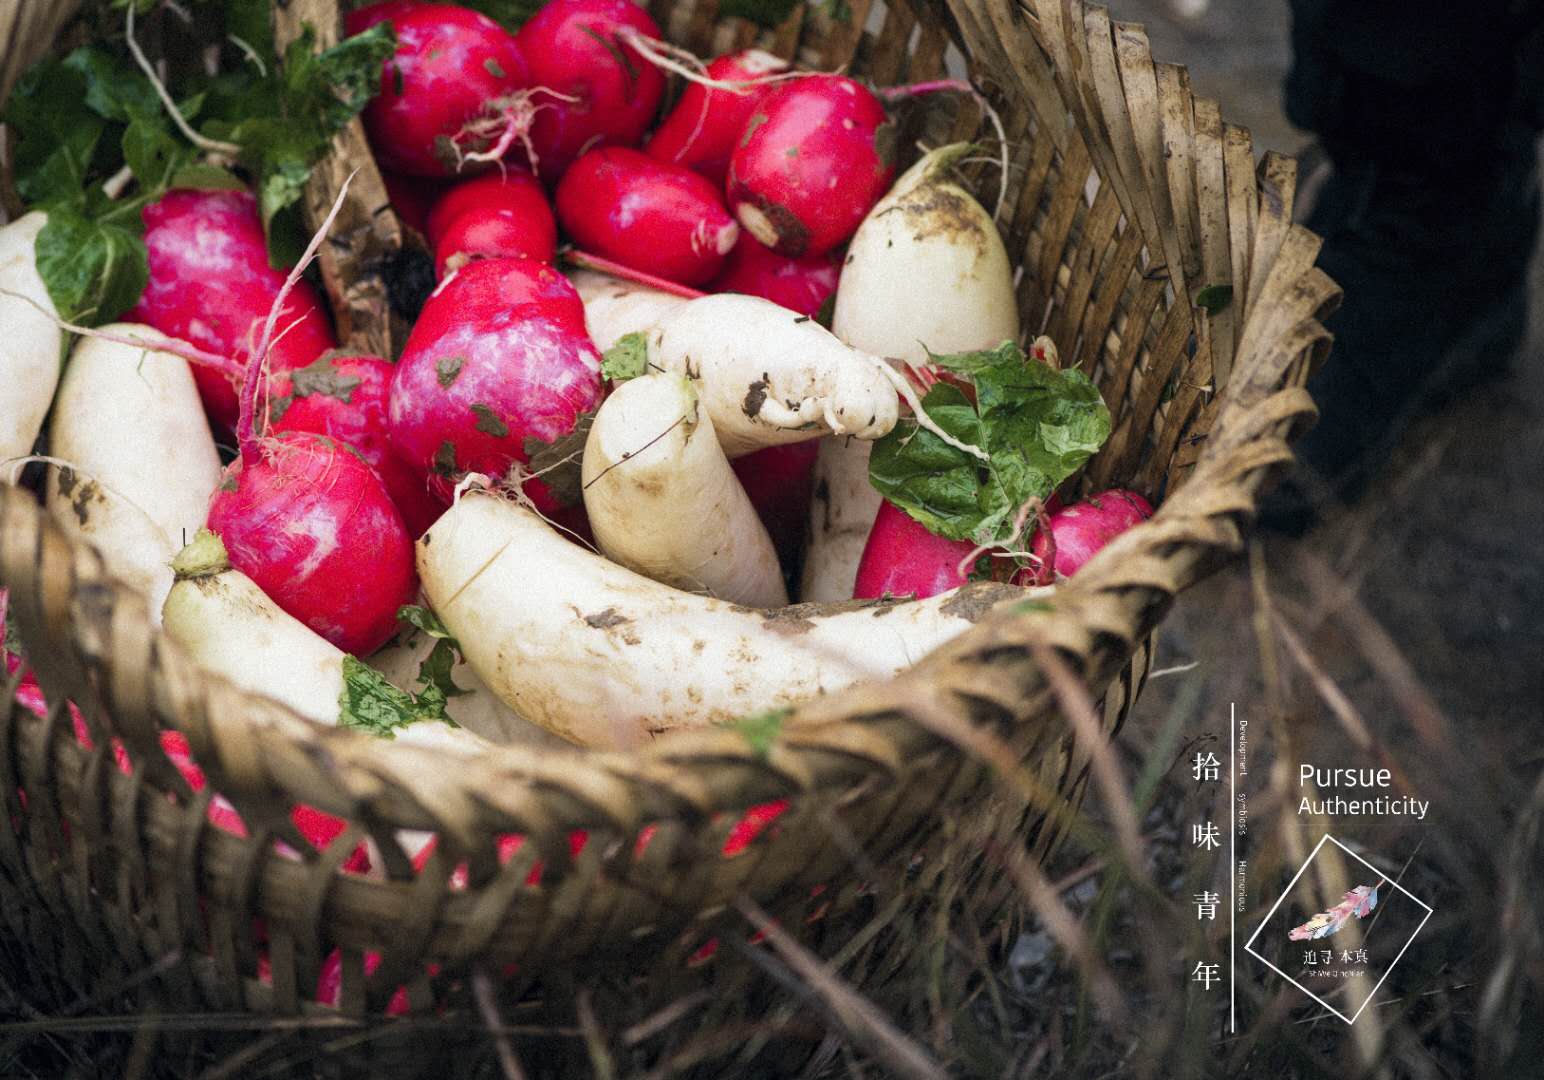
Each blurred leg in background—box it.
[1264,0,1544,531]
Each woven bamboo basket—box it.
[0,0,1337,1029]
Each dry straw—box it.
[0,0,1337,1021]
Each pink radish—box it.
[388,257,601,511]
[128,189,336,431]
[644,48,790,187]
[710,232,840,318]
[353,3,532,177]
[434,203,557,276]
[514,0,666,182]
[206,431,417,655]
[853,500,982,600]
[424,168,549,249]
[269,353,447,538]
[727,75,895,257]
[556,147,739,286]
[344,0,420,34]
[1016,489,1153,585]
[731,441,818,568]
[382,170,439,236]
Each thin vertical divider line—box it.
[1230,700,1236,1034]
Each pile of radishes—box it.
[1,0,1156,766]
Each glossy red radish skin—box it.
[388,258,601,508]
[645,49,790,187]
[356,4,531,177]
[1018,489,1154,584]
[514,0,666,182]
[269,353,446,537]
[434,204,557,276]
[853,500,982,600]
[710,233,840,317]
[129,189,335,431]
[206,431,418,655]
[557,148,739,287]
[727,75,895,257]
[424,169,549,249]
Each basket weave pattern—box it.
[0,0,1337,1016]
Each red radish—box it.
[644,49,790,187]
[434,204,557,276]
[355,4,532,177]
[514,0,666,182]
[556,147,739,287]
[853,500,983,600]
[732,441,818,566]
[269,353,447,537]
[381,170,440,236]
[727,75,895,257]
[207,431,418,654]
[424,169,549,249]
[1016,489,1153,585]
[710,233,841,318]
[128,189,336,431]
[388,257,601,510]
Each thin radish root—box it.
[126,4,239,160]
[238,172,357,462]
[872,360,990,463]
[877,79,1010,222]
[954,494,1050,579]
[0,287,244,382]
[452,87,580,175]
[615,30,798,95]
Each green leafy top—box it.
[337,605,469,737]
[601,331,649,382]
[868,340,1111,546]
[726,707,792,760]
[2,8,394,322]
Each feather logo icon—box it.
[1288,882,1383,942]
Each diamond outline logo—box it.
[1244,833,1433,1024]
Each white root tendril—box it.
[453,87,580,175]
[955,495,1049,580]
[126,4,240,160]
[873,359,990,462]
[614,30,791,95]
[0,288,241,379]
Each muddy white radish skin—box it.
[0,212,62,469]
[643,293,899,457]
[45,327,223,619]
[582,372,786,607]
[803,145,1022,601]
[162,533,487,757]
[569,269,687,352]
[418,490,1040,748]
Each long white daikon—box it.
[0,212,63,471]
[582,371,787,607]
[162,532,489,757]
[417,488,1042,749]
[569,268,687,351]
[803,144,1022,601]
[45,326,223,620]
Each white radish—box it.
[803,144,1022,601]
[568,268,686,352]
[418,488,1041,749]
[643,293,900,456]
[800,436,884,602]
[0,212,63,470]
[582,371,786,607]
[45,325,222,619]
[162,531,488,757]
